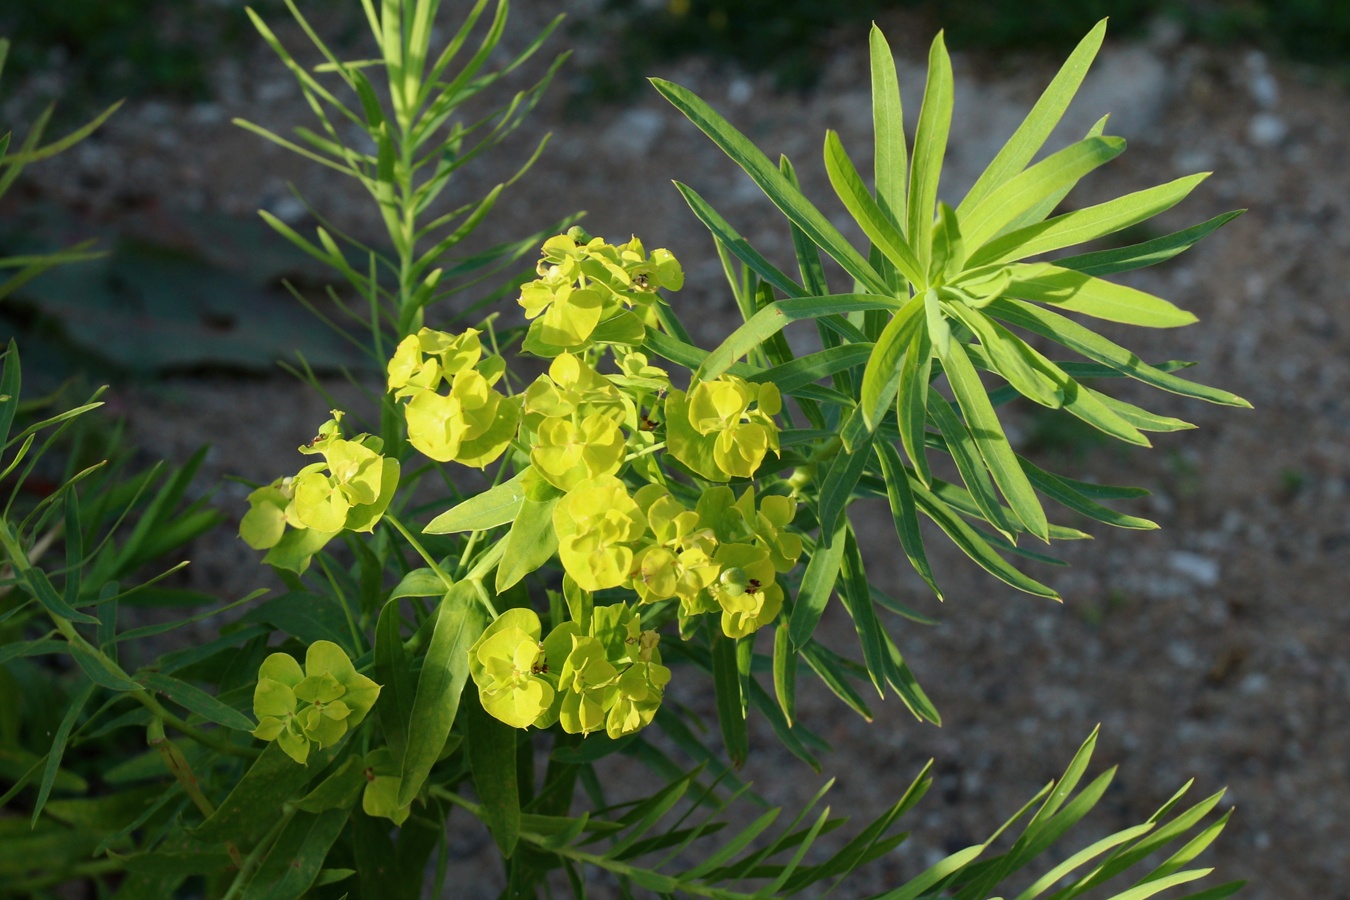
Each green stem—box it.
[318,551,365,654]
[134,692,260,760]
[385,513,455,589]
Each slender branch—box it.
[384,513,455,589]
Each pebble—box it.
[603,108,665,158]
[1168,550,1221,586]
[1248,113,1288,147]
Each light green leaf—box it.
[772,623,797,726]
[494,495,559,592]
[824,130,924,286]
[1021,459,1157,531]
[987,298,1248,406]
[943,340,1049,540]
[926,390,1018,539]
[697,294,902,382]
[388,568,446,600]
[958,19,1107,215]
[1057,210,1244,277]
[651,78,888,293]
[798,640,873,722]
[860,300,922,430]
[423,470,527,534]
[195,741,343,844]
[243,808,349,900]
[970,173,1210,267]
[673,182,805,299]
[818,413,875,545]
[908,32,954,273]
[398,581,487,808]
[1005,264,1197,328]
[897,327,933,485]
[962,136,1125,251]
[870,24,907,235]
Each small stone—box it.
[1247,113,1287,147]
[604,108,665,159]
[1168,550,1220,586]
[728,77,753,106]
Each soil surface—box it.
[5,3,1348,897]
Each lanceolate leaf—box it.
[926,390,1018,539]
[962,136,1125,251]
[908,32,954,273]
[652,78,889,294]
[789,516,849,649]
[870,25,907,233]
[824,129,924,287]
[1056,210,1244,277]
[32,681,95,826]
[494,495,559,592]
[860,300,922,430]
[897,327,934,485]
[969,173,1210,267]
[466,695,520,857]
[1005,264,1197,328]
[674,182,806,299]
[423,469,527,534]
[958,19,1107,215]
[942,340,1049,540]
[874,441,942,599]
[398,582,487,807]
[698,294,902,382]
[711,630,748,768]
[837,526,890,697]
[986,298,1249,406]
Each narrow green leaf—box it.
[1021,459,1158,530]
[398,582,488,807]
[5,101,121,165]
[943,340,1049,540]
[910,479,1059,598]
[931,201,965,278]
[927,389,1018,539]
[897,326,934,485]
[880,629,940,724]
[837,526,889,697]
[874,441,941,599]
[698,294,901,382]
[772,622,796,726]
[1007,263,1196,328]
[870,24,908,233]
[880,844,986,899]
[374,600,414,764]
[67,641,139,692]
[749,343,874,394]
[798,640,873,721]
[194,741,338,843]
[790,516,849,648]
[423,469,526,533]
[824,129,924,286]
[959,20,1107,215]
[32,681,94,826]
[244,808,349,900]
[1084,385,1194,432]
[651,78,888,293]
[1056,210,1244,277]
[908,32,954,272]
[0,340,19,451]
[818,416,875,546]
[711,629,748,768]
[673,182,805,299]
[963,136,1125,250]
[466,695,520,857]
[971,173,1209,267]
[746,676,820,772]
[495,495,559,592]
[860,301,922,430]
[987,298,1247,405]
[141,673,255,732]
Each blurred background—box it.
[1,0,1347,896]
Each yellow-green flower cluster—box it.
[388,327,520,468]
[553,478,801,640]
[251,640,381,765]
[666,375,783,481]
[240,412,399,573]
[519,230,683,357]
[467,605,669,738]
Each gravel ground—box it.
[5,3,1348,897]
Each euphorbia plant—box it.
[0,3,1249,898]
